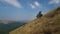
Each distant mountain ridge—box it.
[0,20,17,24]
[0,20,27,34]
[9,7,60,34]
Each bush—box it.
[36,11,43,18]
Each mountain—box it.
[9,7,60,34]
[0,20,27,34]
[0,20,17,24]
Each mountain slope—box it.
[9,7,60,34]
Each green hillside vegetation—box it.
[9,7,60,34]
[0,21,26,34]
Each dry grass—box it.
[9,7,60,34]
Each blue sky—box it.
[0,0,60,21]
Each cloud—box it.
[34,1,40,6]
[30,1,40,9]
[0,0,22,8]
[30,4,36,9]
[49,0,60,4]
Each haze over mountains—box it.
[0,20,16,24]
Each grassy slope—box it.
[9,7,60,34]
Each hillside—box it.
[9,7,60,34]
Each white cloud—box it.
[30,1,40,9]
[49,0,60,4]
[34,1,40,6]
[30,4,36,9]
[0,0,22,8]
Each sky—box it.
[0,0,60,21]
